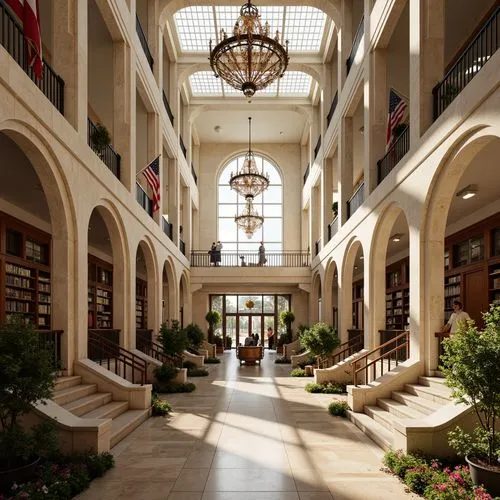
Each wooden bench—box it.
[236,346,264,365]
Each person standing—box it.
[267,327,274,349]
[216,240,223,266]
[442,300,471,334]
[209,242,216,266]
[254,333,260,346]
[258,241,266,266]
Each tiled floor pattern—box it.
[77,352,417,499]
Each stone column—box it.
[76,227,89,360]
[338,116,353,225]
[182,185,192,257]
[409,0,445,144]
[321,157,333,245]
[337,0,353,90]
[169,62,180,137]
[52,0,88,133]
[148,0,161,86]
[147,112,161,224]
[168,158,180,246]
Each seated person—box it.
[244,334,254,346]
[254,333,260,346]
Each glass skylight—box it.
[189,71,222,96]
[174,6,327,53]
[278,72,312,95]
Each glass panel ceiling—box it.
[174,6,327,53]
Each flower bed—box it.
[305,382,346,394]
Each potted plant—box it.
[159,320,188,368]
[441,304,500,496]
[279,310,295,340]
[225,336,232,350]
[90,122,111,157]
[184,323,204,354]
[299,322,340,367]
[205,310,221,344]
[392,123,408,140]
[0,317,59,489]
[331,202,338,219]
[213,334,224,354]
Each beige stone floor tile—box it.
[172,468,211,491]
[298,494,334,500]
[326,478,419,499]
[76,479,175,500]
[291,468,330,491]
[184,450,216,468]
[205,468,297,492]
[167,493,203,500]
[202,493,300,500]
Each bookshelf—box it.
[1,217,52,329]
[385,258,409,330]
[88,256,113,329]
[352,280,363,329]
[136,278,147,329]
[444,274,461,322]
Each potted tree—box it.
[205,310,221,345]
[90,122,111,158]
[213,334,224,354]
[158,320,188,368]
[184,323,204,355]
[225,336,232,350]
[332,202,338,219]
[441,304,500,496]
[0,317,58,489]
[299,322,340,368]
[277,311,295,353]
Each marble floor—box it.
[77,351,417,500]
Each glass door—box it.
[251,315,263,345]
[238,315,250,346]
[226,315,236,349]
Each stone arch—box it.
[0,119,76,371]
[162,257,178,325]
[323,257,339,328]
[311,272,322,324]
[179,271,191,327]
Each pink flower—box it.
[431,461,440,469]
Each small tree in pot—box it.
[90,123,111,157]
[299,322,340,367]
[159,320,188,368]
[184,323,204,354]
[205,310,221,345]
[441,304,500,496]
[279,310,295,341]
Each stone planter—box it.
[216,346,224,354]
[466,456,500,497]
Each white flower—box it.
[42,485,49,494]
[11,483,18,490]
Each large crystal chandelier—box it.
[209,2,289,99]
[229,117,269,198]
[235,195,264,238]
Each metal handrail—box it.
[314,135,322,160]
[37,330,63,369]
[328,216,338,242]
[332,333,364,366]
[314,239,321,257]
[136,182,153,217]
[162,217,173,240]
[0,2,65,113]
[163,90,174,125]
[180,135,187,159]
[326,91,338,127]
[191,163,198,184]
[136,332,182,367]
[303,163,310,185]
[179,239,186,255]
[190,250,311,267]
[377,125,410,184]
[346,15,365,75]
[433,7,499,120]
[352,330,409,386]
[88,330,146,385]
[135,15,154,70]
[87,118,121,179]
[347,181,364,219]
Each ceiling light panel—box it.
[214,6,240,39]
[284,7,326,52]
[189,71,222,96]
[258,6,284,38]
[278,71,312,95]
[174,7,215,51]
[222,81,243,96]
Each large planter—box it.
[216,346,224,354]
[466,455,500,497]
[0,456,41,492]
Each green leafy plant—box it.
[289,367,308,377]
[305,382,346,394]
[274,357,291,364]
[296,357,317,369]
[184,323,205,350]
[159,320,189,361]
[187,368,209,377]
[182,360,197,370]
[331,201,338,216]
[205,310,221,344]
[296,324,310,339]
[213,333,223,348]
[155,382,196,394]
[328,400,350,417]
[441,304,500,466]
[392,123,408,139]
[299,322,339,362]
[90,122,111,150]
[154,363,178,383]
[151,394,172,416]
[276,332,292,348]
[205,356,221,364]
[225,336,232,349]
[279,310,295,339]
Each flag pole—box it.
[136,154,161,177]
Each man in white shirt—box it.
[443,300,471,334]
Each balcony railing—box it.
[191,250,310,267]
[303,163,310,185]
[346,15,364,76]
[0,2,64,114]
[314,239,321,257]
[162,217,173,240]
[87,118,121,179]
[179,239,186,256]
[136,182,153,217]
[377,125,410,184]
[314,135,322,160]
[136,15,153,70]
[328,216,338,242]
[163,90,174,126]
[326,91,338,127]
[180,135,187,159]
[191,163,198,184]
[37,330,63,370]
[433,7,499,120]
[347,181,364,219]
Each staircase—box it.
[52,375,150,448]
[349,376,452,450]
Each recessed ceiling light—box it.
[391,233,403,243]
[456,184,478,200]
[360,255,364,260]
[279,131,283,135]
[214,125,221,133]
[354,265,358,270]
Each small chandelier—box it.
[235,195,264,238]
[209,2,289,99]
[229,117,269,199]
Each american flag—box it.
[386,88,408,150]
[141,156,161,212]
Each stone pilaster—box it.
[339,116,353,225]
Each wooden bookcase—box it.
[352,280,363,329]
[135,278,147,329]
[385,258,409,330]
[88,256,113,329]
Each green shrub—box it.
[151,394,172,416]
[213,333,223,347]
[159,320,189,359]
[296,324,310,339]
[205,356,221,364]
[188,368,209,377]
[279,310,295,339]
[383,450,427,479]
[297,357,316,369]
[205,310,221,344]
[183,360,197,370]
[290,368,308,377]
[225,336,232,349]
[328,400,349,417]
[300,322,339,359]
[154,382,196,394]
[274,357,291,364]
[305,382,346,394]
[184,323,205,350]
[154,363,178,382]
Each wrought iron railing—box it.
[303,163,310,185]
[328,216,338,242]
[326,91,338,127]
[191,250,310,267]
[433,7,499,120]
[88,328,120,345]
[191,163,198,184]
[314,239,321,257]
[179,239,186,255]
[162,217,173,240]
[135,15,153,70]
[180,135,187,159]
[318,333,364,369]
[136,331,182,367]
[88,330,147,385]
[352,330,409,385]
[346,15,365,75]
[377,125,410,185]
[0,2,65,114]
[37,330,63,370]
[87,118,121,179]
[136,182,153,217]
[163,90,174,126]
[347,182,364,219]
[314,135,322,160]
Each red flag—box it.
[5,0,43,79]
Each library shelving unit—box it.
[444,274,461,322]
[88,256,113,329]
[135,278,147,329]
[352,280,364,329]
[1,216,52,329]
[384,258,410,331]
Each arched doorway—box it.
[161,258,177,325]
[324,259,339,332]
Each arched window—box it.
[218,154,283,255]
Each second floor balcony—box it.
[136,182,153,217]
[87,118,121,179]
[191,250,310,268]
[136,15,153,71]
[347,182,365,220]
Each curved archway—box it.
[323,258,339,329]
[179,271,190,328]
[311,272,322,324]
[161,257,178,325]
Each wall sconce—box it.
[391,233,403,242]
[456,184,478,200]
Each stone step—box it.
[364,405,404,432]
[377,398,427,420]
[63,392,113,417]
[392,391,442,415]
[418,376,448,390]
[110,409,150,448]
[52,384,97,405]
[348,410,393,451]
[82,401,129,420]
[54,376,82,391]
[404,383,452,405]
